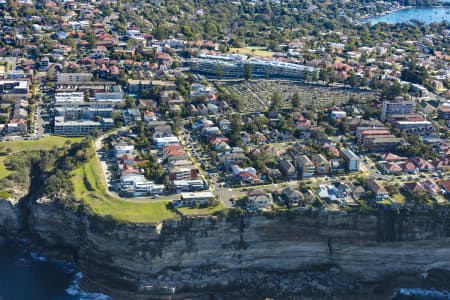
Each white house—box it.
[176,192,215,207]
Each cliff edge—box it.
[20,195,450,299]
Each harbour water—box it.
[0,239,111,300]
[364,7,450,24]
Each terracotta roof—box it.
[384,162,402,172]
[403,182,425,194]
[439,106,450,113]
[361,129,391,136]
[440,179,450,191]
[382,153,407,162]
[238,172,259,180]
[399,162,417,171]
[366,179,388,195]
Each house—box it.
[439,179,450,194]
[329,110,347,120]
[381,162,403,175]
[281,187,304,207]
[433,159,450,172]
[207,103,219,114]
[163,144,185,158]
[266,168,283,181]
[330,159,346,175]
[176,192,215,207]
[118,154,135,165]
[160,90,184,104]
[169,104,182,115]
[278,159,297,180]
[123,108,141,124]
[317,182,353,205]
[152,125,172,138]
[410,157,435,172]
[241,132,251,145]
[421,179,440,195]
[215,141,231,152]
[120,173,165,196]
[311,154,330,175]
[187,104,199,116]
[236,171,260,185]
[296,155,315,179]
[154,136,179,148]
[202,126,221,136]
[114,144,135,156]
[172,179,207,193]
[209,136,229,146]
[197,104,209,115]
[247,190,273,211]
[352,185,366,198]
[366,179,389,201]
[294,115,311,130]
[7,119,27,134]
[398,161,418,174]
[168,165,199,181]
[403,182,425,195]
[382,153,407,162]
[220,153,247,167]
[323,143,340,158]
[143,111,158,123]
[231,165,259,185]
[218,119,232,132]
[127,79,152,93]
[252,132,267,144]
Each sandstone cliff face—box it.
[23,196,450,299]
[0,198,22,234]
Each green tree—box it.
[292,92,301,110]
[244,64,252,80]
[270,92,282,111]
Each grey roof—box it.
[341,149,359,160]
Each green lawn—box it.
[391,192,407,204]
[71,155,179,224]
[229,47,274,57]
[0,156,10,178]
[0,136,82,179]
[0,136,82,153]
[177,201,227,216]
[376,199,392,205]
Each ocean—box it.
[0,239,111,300]
[2,241,450,300]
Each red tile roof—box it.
[403,182,425,194]
[440,179,450,192]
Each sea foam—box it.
[66,272,112,300]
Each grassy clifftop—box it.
[71,155,179,224]
[0,136,82,179]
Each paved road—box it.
[93,128,189,203]
[92,126,449,207]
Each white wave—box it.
[66,272,112,300]
[397,288,450,298]
[30,251,47,262]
